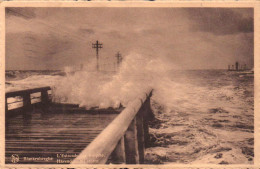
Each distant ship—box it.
[228,62,253,77]
[228,61,249,71]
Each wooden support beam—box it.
[143,120,150,148]
[5,97,8,112]
[143,100,150,148]
[41,90,50,114]
[6,86,51,98]
[146,96,154,120]
[110,136,126,164]
[136,110,145,163]
[41,90,50,105]
[124,118,139,164]
[23,93,32,113]
[143,95,154,148]
[22,93,32,126]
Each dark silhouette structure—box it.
[115,52,123,70]
[228,62,249,71]
[92,40,103,71]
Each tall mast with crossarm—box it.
[115,52,122,71]
[92,40,103,71]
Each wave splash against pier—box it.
[6,53,254,164]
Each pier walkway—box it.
[5,87,153,164]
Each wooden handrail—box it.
[6,86,51,98]
[71,89,153,164]
[5,86,51,112]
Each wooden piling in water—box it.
[136,110,145,163]
[110,137,126,164]
[143,100,151,148]
[124,118,139,164]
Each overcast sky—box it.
[6,7,253,70]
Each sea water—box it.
[5,55,254,164]
[146,70,254,164]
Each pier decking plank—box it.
[5,107,118,164]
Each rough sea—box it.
[146,70,254,164]
[5,68,254,164]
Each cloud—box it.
[6,8,36,20]
[79,28,95,35]
[5,7,254,70]
[6,31,74,69]
[185,8,253,35]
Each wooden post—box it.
[41,90,49,105]
[143,100,150,148]
[124,118,139,164]
[136,110,145,163]
[23,93,32,113]
[41,89,50,114]
[5,97,8,112]
[5,97,10,133]
[110,137,126,164]
[143,118,149,148]
[143,94,154,148]
[147,96,154,120]
[22,93,32,127]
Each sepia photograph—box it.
[3,5,255,166]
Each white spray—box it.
[52,53,242,115]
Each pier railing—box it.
[5,87,154,164]
[72,89,153,164]
[5,86,51,112]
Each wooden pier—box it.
[5,87,153,164]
